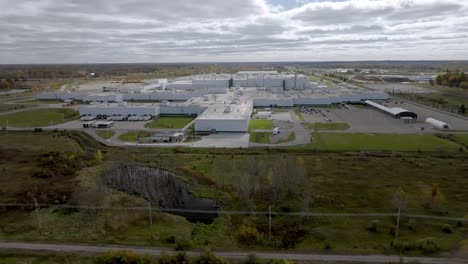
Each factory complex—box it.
[37,71,391,133]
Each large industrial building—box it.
[37,71,390,133]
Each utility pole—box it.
[148,201,154,239]
[395,207,401,239]
[34,197,42,234]
[268,205,272,241]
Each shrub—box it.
[366,220,379,232]
[242,254,262,264]
[159,253,191,264]
[175,239,193,251]
[266,260,294,264]
[441,224,453,234]
[391,237,440,253]
[194,252,228,264]
[407,219,416,231]
[96,250,155,264]
[33,128,43,132]
[323,240,334,250]
[165,235,176,244]
[237,225,262,246]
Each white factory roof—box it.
[364,100,410,115]
[82,102,158,108]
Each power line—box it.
[1,203,467,222]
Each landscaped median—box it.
[0,108,79,128]
[248,119,273,130]
[305,133,463,152]
[96,130,116,140]
[250,132,296,144]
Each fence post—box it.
[268,205,272,241]
[34,197,42,235]
[395,208,401,239]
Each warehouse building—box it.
[79,103,160,120]
[364,100,417,119]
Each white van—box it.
[273,127,280,135]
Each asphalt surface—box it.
[0,241,466,263]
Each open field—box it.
[306,133,463,152]
[304,123,350,131]
[145,116,195,129]
[0,104,35,112]
[0,251,94,264]
[0,131,467,256]
[96,130,115,139]
[0,108,79,128]
[248,119,273,130]
[294,110,305,121]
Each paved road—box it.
[0,241,466,263]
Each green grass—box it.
[294,109,305,121]
[119,131,153,142]
[0,108,79,128]
[0,251,95,264]
[249,132,271,143]
[1,131,468,255]
[145,115,195,129]
[248,119,273,130]
[96,130,115,139]
[0,104,35,112]
[277,132,296,143]
[304,123,350,131]
[452,134,468,147]
[305,133,462,152]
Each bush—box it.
[96,250,156,264]
[407,219,416,231]
[391,237,440,253]
[366,220,379,232]
[441,224,453,234]
[33,128,43,132]
[242,254,262,264]
[165,235,176,244]
[194,252,228,264]
[237,225,262,246]
[175,239,193,251]
[266,260,294,264]
[159,253,191,264]
[323,240,334,250]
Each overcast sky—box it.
[0,0,467,63]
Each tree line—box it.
[0,78,15,90]
[434,72,468,88]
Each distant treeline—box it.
[435,72,468,88]
[0,78,15,90]
[0,63,287,80]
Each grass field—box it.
[452,134,468,147]
[304,123,350,131]
[277,132,296,143]
[0,104,35,112]
[249,132,271,143]
[0,251,94,264]
[305,133,462,152]
[119,131,153,142]
[0,108,79,128]
[96,130,115,139]
[1,131,468,255]
[145,116,195,129]
[248,119,273,130]
[294,109,305,121]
